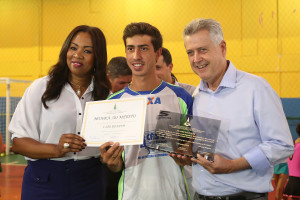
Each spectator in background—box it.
[156,47,196,95]
[283,123,300,200]
[274,162,289,200]
[107,56,132,93]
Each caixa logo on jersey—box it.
[147,97,161,105]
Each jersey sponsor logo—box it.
[157,110,172,120]
[147,97,161,105]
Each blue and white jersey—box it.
[108,81,193,200]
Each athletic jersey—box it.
[108,81,193,200]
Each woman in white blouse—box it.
[9,25,111,200]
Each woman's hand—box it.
[56,133,86,157]
[11,134,86,159]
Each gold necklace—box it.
[69,81,83,96]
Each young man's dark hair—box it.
[122,22,163,51]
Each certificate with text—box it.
[81,97,147,146]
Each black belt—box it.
[196,192,267,200]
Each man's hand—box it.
[191,153,251,174]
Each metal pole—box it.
[5,78,11,155]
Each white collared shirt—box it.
[9,76,101,161]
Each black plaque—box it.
[147,110,221,162]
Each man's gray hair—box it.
[183,18,224,45]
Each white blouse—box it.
[9,76,101,161]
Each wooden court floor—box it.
[0,154,26,200]
[0,154,277,200]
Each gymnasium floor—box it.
[0,154,277,200]
[0,154,26,200]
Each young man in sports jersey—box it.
[100,22,193,200]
